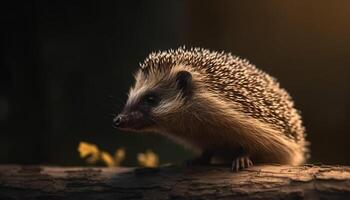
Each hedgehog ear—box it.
[175,71,192,97]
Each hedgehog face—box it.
[114,68,193,132]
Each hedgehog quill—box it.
[114,47,309,171]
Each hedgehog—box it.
[113,47,309,171]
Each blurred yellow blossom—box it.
[78,142,99,164]
[78,141,125,167]
[137,150,159,167]
[100,151,115,167]
[114,148,125,165]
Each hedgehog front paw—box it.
[231,156,253,172]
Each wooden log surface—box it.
[0,164,350,199]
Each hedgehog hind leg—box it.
[231,156,253,172]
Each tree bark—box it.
[0,164,350,199]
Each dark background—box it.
[1,0,349,166]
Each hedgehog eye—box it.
[141,93,159,106]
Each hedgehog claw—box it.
[231,156,253,172]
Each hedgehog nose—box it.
[113,114,127,128]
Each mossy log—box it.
[0,164,350,199]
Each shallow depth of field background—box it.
[1,1,350,166]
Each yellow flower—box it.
[137,150,159,167]
[114,148,126,165]
[78,141,126,167]
[78,141,99,164]
[100,151,115,167]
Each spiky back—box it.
[140,47,305,143]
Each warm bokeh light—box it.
[78,142,100,164]
[78,141,125,167]
[137,150,159,168]
[78,141,160,167]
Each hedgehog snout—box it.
[113,110,149,130]
[113,114,128,128]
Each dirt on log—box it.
[0,164,350,200]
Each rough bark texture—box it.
[0,164,350,199]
